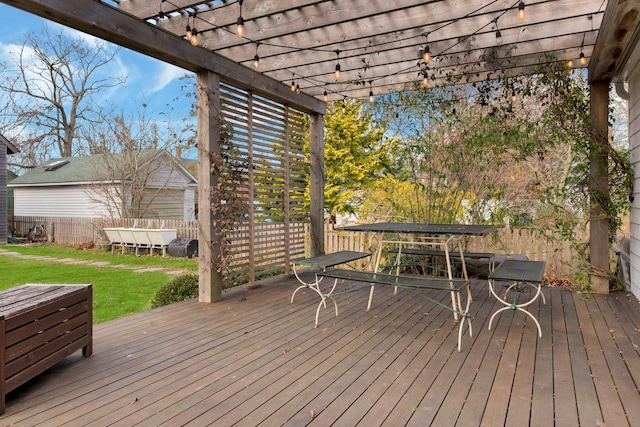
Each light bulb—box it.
[422,76,429,88]
[253,55,259,69]
[323,91,328,102]
[190,28,198,46]
[518,2,525,20]
[496,30,503,46]
[290,81,296,92]
[369,90,374,104]
[579,52,587,66]
[335,63,341,81]
[567,59,574,68]
[423,45,431,63]
[186,25,192,41]
[236,16,245,38]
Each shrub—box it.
[151,273,199,308]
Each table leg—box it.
[443,244,459,320]
[456,285,473,352]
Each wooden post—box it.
[197,70,223,303]
[589,79,610,294]
[309,112,325,257]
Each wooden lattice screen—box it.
[220,82,309,286]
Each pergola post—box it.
[197,70,224,302]
[309,112,325,257]
[589,79,611,294]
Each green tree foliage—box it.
[320,98,396,223]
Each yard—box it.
[0,244,198,323]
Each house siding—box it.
[0,146,7,243]
[140,189,187,220]
[628,46,640,299]
[14,186,112,218]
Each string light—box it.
[190,27,199,46]
[184,12,198,46]
[290,74,296,92]
[492,17,503,46]
[253,42,260,69]
[236,0,245,38]
[323,90,328,102]
[579,33,587,66]
[518,2,525,21]
[421,68,429,88]
[334,50,341,81]
[157,0,165,19]
[422,32,431,63]
[567,58,574,68]
[368,81,374,104]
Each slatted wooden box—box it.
[0,284,92,414]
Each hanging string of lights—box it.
[155,1,592,103]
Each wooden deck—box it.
[2,273,640,426]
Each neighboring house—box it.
[1,134,19,244]
[9,150,197,221]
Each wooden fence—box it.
[10,215,587,280]
[324,224,583,279]
[11,216,199,246]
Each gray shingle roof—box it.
[9,150,173,185]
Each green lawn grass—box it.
[3,243,198,270]
[0,244,198,323]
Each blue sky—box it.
[0,4,195,140]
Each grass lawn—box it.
[0,244,198,323]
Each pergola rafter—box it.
[116,0,607,100]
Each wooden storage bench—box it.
[1,284,92,414]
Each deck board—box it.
[1,276,639,426]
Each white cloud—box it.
[148,62,188,94]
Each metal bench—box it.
[1,284,92,414]
[314,269,472,351]
[388,247,495,277]
[488,259,546,337]
[290,250,372,303]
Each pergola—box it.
[2,0,638,298]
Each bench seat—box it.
[316,268,468,291]
[388,247,495,277]
[290,250,372,303]
[314,269,472,351]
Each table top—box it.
[338,222,496,236]
[489,260,546,283]
[293,250,371,268]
